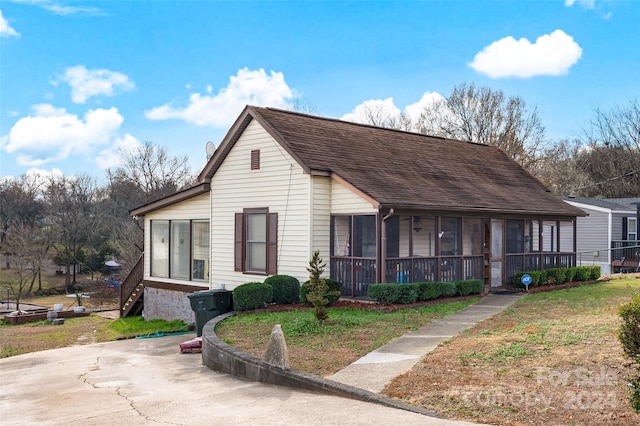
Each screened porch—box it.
[330,214,577,298]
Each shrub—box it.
[546,268,567,284]
[441,281,457,297]
[565,267,576,283]
[589,265,601,280]
[264,275,300,305]
[574,266,591,282]
[396,283,419,304]
[367,283,419,304]
[468,279,484,294]
[455,280,473,296]
[619,293,640,411]
[367,283,400,305]
[300,278,341,306]
[233,282,273,311]
[418,281,442,301]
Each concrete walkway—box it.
[329,292,524,393]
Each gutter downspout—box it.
[381,208,394,284]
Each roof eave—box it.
[129,183,210,217]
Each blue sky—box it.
[1,0,639,183]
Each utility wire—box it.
[571,169,640,191]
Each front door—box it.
[490,219,504,288]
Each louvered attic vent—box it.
[251,149,260,170]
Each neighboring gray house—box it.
[564,197,640,274]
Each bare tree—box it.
[574,99,640,197]
[107,141,192,203]
[415,83,546,169]
[533,139,590,195]
[0,221,49,312]
[105,141,193,273]
[0,174,43,245]
[44,175,105,290]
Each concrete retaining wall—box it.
[201,313,437,417]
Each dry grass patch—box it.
[384,278,640,425]
[216,299,477,376]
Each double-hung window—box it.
[235,209,278,275]
[627,217,638,241]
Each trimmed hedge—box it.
[619,293,640,411]
[300,278,341,306]
[367,279,483,305]
[512,265,601,289]
[233,282,273,311]
[264,275,300,305]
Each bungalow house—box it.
[124,106,586,322]
[563,196,640,275]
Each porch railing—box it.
[611,241,640,272]
[330,257,376,298]
[505,252,576,286]
[330,255,484,298]
[120,254,144,317]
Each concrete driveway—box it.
[0,333,482,425]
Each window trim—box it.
[149,219,210,282]
[234,208,277,275]
[628,217,638,241]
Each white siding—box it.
[330,179,377,214]
[311,175,331,266]
[143,193,210,287]
[210,120,311,289]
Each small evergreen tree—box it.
[305,251,339,323]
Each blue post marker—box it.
[521,274,532,292]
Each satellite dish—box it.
[205,141,215,160]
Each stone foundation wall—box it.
[143,287,195,323]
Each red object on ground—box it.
[180,336,203,353]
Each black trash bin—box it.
[187,289,233,336]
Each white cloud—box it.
[341,92,446,128]
[145,68,294,127]
[8,0,104,16]
[25,167,64,183]
[341,98,401,123]
[565,0,595,9]
[95,134,142,170]
[469,29,582,78]
[58,65,135,104]
[2,104,123,166]
[0,10,20,37]
[564,0,612,19]
[404,92,446,122]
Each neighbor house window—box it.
[150,219,209,281]
[235,209,277,274]
[627,218,637,241]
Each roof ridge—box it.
[253,105,494,149]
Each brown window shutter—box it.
[251,150,260,170]
[234,213,244,272]
[267,213,278,275]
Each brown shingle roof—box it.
[201,106,585,218]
